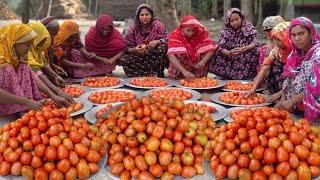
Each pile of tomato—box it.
[186,103,217,114]
[96,104,114,119]
[66,102,83,114]
[81,77,120,88]
[0,106,105,179]
[219,92,265,105]
[130,77,168,87]
[180,78,218,88]
[88,90,136,104]
[224,81,254,91]
[96,97,216,179]
[149,89,193,101]
[206,107,320,179]
[62,86,85,98]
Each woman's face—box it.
[66,33,80,46]
[183,27,196,38]
[290,25,312,51]
[139,8,152,25]
[274,37,284,48]
[14,40,32,61]
[229,12,242,30]
[100,25,112,36]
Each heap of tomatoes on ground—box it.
[224,81,254,91]
[180,77,218,88]
[220,92,265,105]
[81,76,120,88]
[95,97,217,179]
[0,104,105,179]
[62,86,85,97]
[206,106,320,179]
[130,77,168,87]
[88,90,136,104]
[149,88,193,101]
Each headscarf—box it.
[168,16,217,63]
[27,22,51,70]
[282,17,320,78]
[270,22,292,63]
[54,20,79,46]
[262,15,285,31]
[125,4,167,47]
[41,16,59,33]
[85,14,125,58]
[0,24,36,67]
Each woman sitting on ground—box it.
[167,15,217,79]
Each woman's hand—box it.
[244,88,256,99]
[54,65,68,77]
[183,70,195,79]
[85,52,96,59]
[135,44,148,55]
[52,95,71,107]
[148,40,160,50]
[196,60,206,69]
[275,100,295,112]
[55,76,66,87]
[23,99,43,110]
[82,63,94,70]
[59,91,74,104]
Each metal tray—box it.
[123,77,174,89]
[70,98,94,117]
[141,87,201,101]
[221,80,267,92]
[84,102,124,124]
[174,79,226,90]
[184,100,228,121]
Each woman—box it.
[41,16,68,81]
[245,22,292,96]
[28,22,72,106]
[209,8,259,80]
[118,4,168,77]
[257,15,285,72]
[53,20,111,78]
[85,14,125,75]
[168,15,217,79]
[0,24,43,115]
[274,17,320,112]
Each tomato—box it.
[252,170,267,180]
[181,165,197,178]
[8,138,19,149]
[74,143,89,158]
[297,164,311,180]
[277,146,289,162]
[238,128,248,141]
[276,162,291,177]
[290,132,303,145]
[307,152,320,166]
[252,146,264,160]
[221,154,236,166]
[263,165,274,176]
[138,171,154,180]
[238,168,252,180]
[49,136,61,147]
[0,161,10,176]
[135,155,148,171]
[263,148,276,164]
[149,164,163,177]
[45,146,57,161]
[4,151,19,163]
[294,145,310,160]
[65,167,77,180]
[283,139,294,153]
[237,154,250,168]
[49,169,63,180]
[69,131,82,143]
[285,170,298,180]
[240,142,252,153]
[159,151,173,166]
[249,159,261,172]
[86,150,101,163]
[21,165,34,180]
[23,140,34,151]
[227,164,239,179]
[43,162,55,173]
[20,152,32,165]
[289,153,300,169]
[31,156,42,168]
[77,160,91,178]
[145,137,160,152]
[11,161,22,176]
[225,139,236,151]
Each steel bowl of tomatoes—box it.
[0,106,107,180]
[80,89,139,105]
[184,100,228,121]
[80,76,123,90]
[174,77,226,90]
[203,107,320,180]
[84,102,124,124]
[123,77,174,89]
[96,97,217,179]
[222,80,267,92]
[211,92,271,107]
[62,85,90,98]
[142,88,201,101]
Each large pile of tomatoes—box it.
[0,106,105,179]
[206,107,320,179]
[88,90,136,104]
[180,78,218,88]
[149,89,193,101]
[62,86,85,98]
[81,77,120,88]
[96,97,216,179]
[224,81,254,91]
[219,92,265,105]
[130,77,168,87]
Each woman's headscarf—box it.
[125,4,167,47]
[54,20,79,46]
[27,22,51,70]
[85,14,125,58]
[282,17,320,78]
[262,15,285,31]
[41,16,59,33]
[168,16,217,63]
[270,22,292,63]
[0,24,36,67]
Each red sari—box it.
[168,16,217,79]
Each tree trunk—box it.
[94,0,99,16]
[241,0,253,22]
[181,0,191,18]
[223,0,231,19]
[256,0,263,31]
[254,0,258,16]
[166,0,179,32]
[284,0,294,20]
[22,0,30,23]
[47,0,52,17]
[88,0,92,13]
[211,0,218,18]
[279,0,285,17]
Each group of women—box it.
[0,4,319,124]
